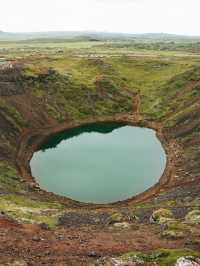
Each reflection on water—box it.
[31,123,166,204]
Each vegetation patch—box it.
[121,249,200,266]
[0,194,64,228]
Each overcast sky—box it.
[0,0,200,35]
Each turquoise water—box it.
[30,123,166,203]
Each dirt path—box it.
[134,93,142,121]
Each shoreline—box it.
[16,113,178,208]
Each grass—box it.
[0,193,64,228]
[0,40,103,50]
[23,64,133,122]
[0,162,25,193]
[0,98,26,131]
[20,49,199,122]
[0,161,64,227]
[121,249,200,266]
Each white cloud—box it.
[0,0,199,35]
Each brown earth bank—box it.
[0,65,199,265]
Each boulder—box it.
[150,208,174,224]
[175,256,200,266]
[185,210,200,225]
[113,222,131,229]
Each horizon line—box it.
[1,30,200,38]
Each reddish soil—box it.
[0,218,186,266]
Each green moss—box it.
[161,230,185,239]
[0,162,25,192]
[157,249,200,266]
[0,194,64,228]
[192,84,200,95]
[108,212,124,224]
[0,260,27,266]
[165,102,200,128]
[165,220,189,231]
[25,52,198,122]
[0,99,26,131]
[29,68,133,121]
[121,249,200,266]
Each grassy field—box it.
[1,38,200,134]
[12,40,199,116]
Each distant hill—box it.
[0,31,200,42]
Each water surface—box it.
[30,123,166,203]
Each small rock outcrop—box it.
[0,66,25,96]
[185,210,200,225]
[10,260,27,266]
[113,222,132,229]
[175,256,200,266]
[150,208,174,224]
[94,256,156,266]
[161,229,185,239]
